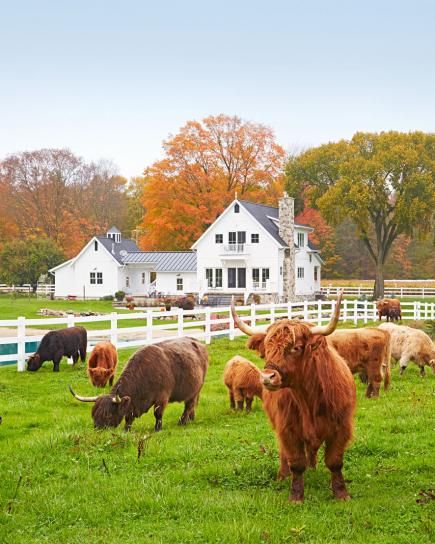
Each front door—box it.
[227,267,246,288]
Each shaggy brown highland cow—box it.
[223,355,263,412]
[87,342,118,388]
[232,292,356,502]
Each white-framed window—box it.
[142,272,146,284]
[297,267,304,279]
[251,233,259,243]
[234,203,240,213]
[177,278,183,291]
[97,272,103,285]
[125,276,130,288]
[309,254,312,262]
[215,234,223,244]
[215,268,222,288]
[252,268,260,283]
[297,233,305,247]
[90,272,96,284]
[314,266,319,281]
[205,268,213,288]
[228,232,236,244]
[262,268,270,283]
[94,240,98,251]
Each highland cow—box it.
[27,326,87,372]
[69,337,208,431]
[87,342,118,388]
[223,355,263,412]
[232,293,356,502]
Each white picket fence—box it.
[322,285,435,298]
[0,299,434,372]
[0,284,55,296]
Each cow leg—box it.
[72,352,79,365]
[124,411,135,431]
[419,366,426,377]
[366,372,382,398]
[179,397,196,425]
[277,430,306,502]
[154,400,168,432]
[234,388,244,411]
[245,396,254,413]
[399,357,409,376]
[228,389,236,410]
[325,434,351,501]
[109,375,114,386]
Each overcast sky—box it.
[1,0,434,178]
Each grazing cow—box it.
[69,337,208,431]
[87,342,118,388]
[328,328,392,397]
[379,323,435,376]
[27,326,87,372]
[223,355,263,412]
[377,298,402,322]
[231,293,356,502]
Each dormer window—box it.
[297,233,305,247]
[234,203,240,213]
[107,227,121,243]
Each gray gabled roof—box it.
[96,236,140,264]
[107,226,121,234]
[123,251,197,272]
[238,200,314,248]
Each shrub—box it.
[114,291,125,302]
[100,295,114,301]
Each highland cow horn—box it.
[231,296,255,336]
[112,385,122,404]
[68,385,99,402]
[310,290,343,336]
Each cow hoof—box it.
[289,497,304,504]
[334,492,351,501]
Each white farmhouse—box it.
[193,193,322,303]
[50,194,322,302]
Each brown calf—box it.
[87,342,118,388]
[223,355,263,412]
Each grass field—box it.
[0,335,434,544]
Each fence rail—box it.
[321,285,435,298]
[0,284,55,296]
[0,299,434,371]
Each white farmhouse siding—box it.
[155,272,197,295]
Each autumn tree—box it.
[286,131,435,297]
[0,238,65,288]
[0,149,131,257]
[140,114,286,249]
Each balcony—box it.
[220,244,247,255]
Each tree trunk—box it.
[373,261,384,299]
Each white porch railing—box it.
[0,299,433,371]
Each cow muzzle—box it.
[260,370,283,390]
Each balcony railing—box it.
[221,244,245,254]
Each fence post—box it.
[413,300,417,320]
[364,300,368,324]
[372,301,377,321]
[205,307,211,345]
[250,303,256,328]
[353,299,358,325]
[343,299,348,322]
[67,314,75,364]
[177,307,184,337]
[17,316,26,372]
[270,303,276,324]
[303,300,308,321]
[110,312,118,347]
[422,287,425,299]
[229,307,235,341]
[287,301,292,320]
[146,309,153,342]
[317,300,322,325]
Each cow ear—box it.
[120,396,131,413]
[247,334,266,358]
[307,335,324,353]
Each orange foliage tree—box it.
[139,115,286,249]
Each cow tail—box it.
[383,336,392,391]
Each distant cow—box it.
[379,323,435,376]
[69,337,208,431]
[377,299,402,322]
[87,342,118,388]
[328,328,392,397]
[27,326,87,372]
[223,355,263,412]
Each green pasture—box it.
[0,335,434,544]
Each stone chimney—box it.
[279,192,295,301]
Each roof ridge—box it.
[238,199,278,209]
